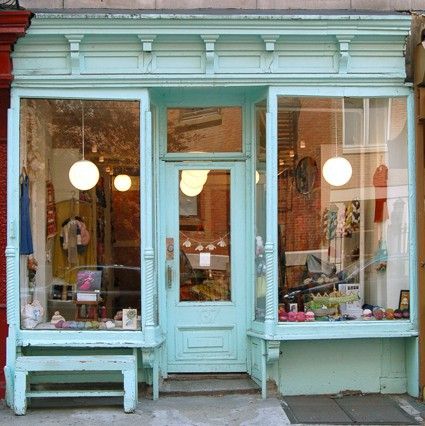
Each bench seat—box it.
[14,354,137,415]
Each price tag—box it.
[199,252,211,267]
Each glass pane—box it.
[179,170,231,302]
[167,107,242,153]
[277,96,409,324]
[255,101,266,321]
[19,99,141,331]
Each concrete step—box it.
[160,373,261,397]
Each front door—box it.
[164,162,247,372]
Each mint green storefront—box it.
[5,11,418,413]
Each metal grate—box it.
[0,0,20,10]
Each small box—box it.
[122,308,138,330]
[339,283,363,318]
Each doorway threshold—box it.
[160,373,260,396]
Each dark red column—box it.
[0,9,31,399]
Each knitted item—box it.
[345,199,360,237]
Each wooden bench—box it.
[14,354,138,415]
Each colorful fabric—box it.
[46,180,57,239]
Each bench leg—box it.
[14,371,27,415]
[123,370,137,413]
[152,356,159,401]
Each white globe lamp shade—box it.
[180,179,203,197]
[114,174,132,192]
[69,160,100,191]
[322,156,352,187]
[182,170,208,188]
[255,171,260,184]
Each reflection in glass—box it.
[19,99,141,331]
[277,97,408,323]
[167,107,242,153]
[255,101,267,321]
[179,170,231,302]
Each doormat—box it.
[281,394,421,425]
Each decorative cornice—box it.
[0,10,31,88]
[26,13,411,38]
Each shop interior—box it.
[272,97,410,323]
[19,98,141,330]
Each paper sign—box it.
[199,252,211,267]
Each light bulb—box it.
[182,170,208,188]
[322,156,352,187]
[180,179,203,197]
[69,160,100,191]
[114,174,132,192]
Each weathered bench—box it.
[14,354,138,415]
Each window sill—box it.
[248,321,417,341]
[17,329,164,348]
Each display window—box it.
[274,96,409,324]
[19,98,141,331]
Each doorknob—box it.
[167,265,173,288]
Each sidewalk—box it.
[0,393,424,425]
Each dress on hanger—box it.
[20,175,33,255]
[373,164,388,223]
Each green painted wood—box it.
[26,390,125,397]
[163,162,247,373]
[15,355,136,371]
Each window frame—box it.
[263,86,417,340]
[8,87,156,347]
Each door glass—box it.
[179,169,231,302]
[167,107,242,153]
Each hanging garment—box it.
[336,203,346,238]
[53,201,95,282]
[20,175,33,255]
[373,164,389,223]
[322,206,337,241]
[344,199,360,237]
[46,180,57,239]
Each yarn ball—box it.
[373,308,384,320]
[296,312,306,322]
[385,309,394,320]
[279,311,288,322]
[362,309,373,320]
[54,320,64,329]
[393,309,403,319]
[401,309,410,319]
[288,311,297,322]
[305,311,315,322]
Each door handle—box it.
[167,265,173,288]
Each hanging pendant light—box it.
[69,101,100,191]
[114,174,132,192]
[322,99,352,187]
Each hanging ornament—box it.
[217,239,227,247]
[206,243,216,251]
[182,238,192,248]
[195,244,204,251]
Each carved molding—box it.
[5,246,16,325]
[201,35,219,75]
[65,34,84,75]
[266,340,280,364]
[336,35,354,74]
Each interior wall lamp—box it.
[322,99,352,187]
[69,101,100,191]
[114,174,132,192]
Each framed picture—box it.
[122,308,138,330]
[289,303,298,313]
[77,270,102,292]
[399,290,410,311]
